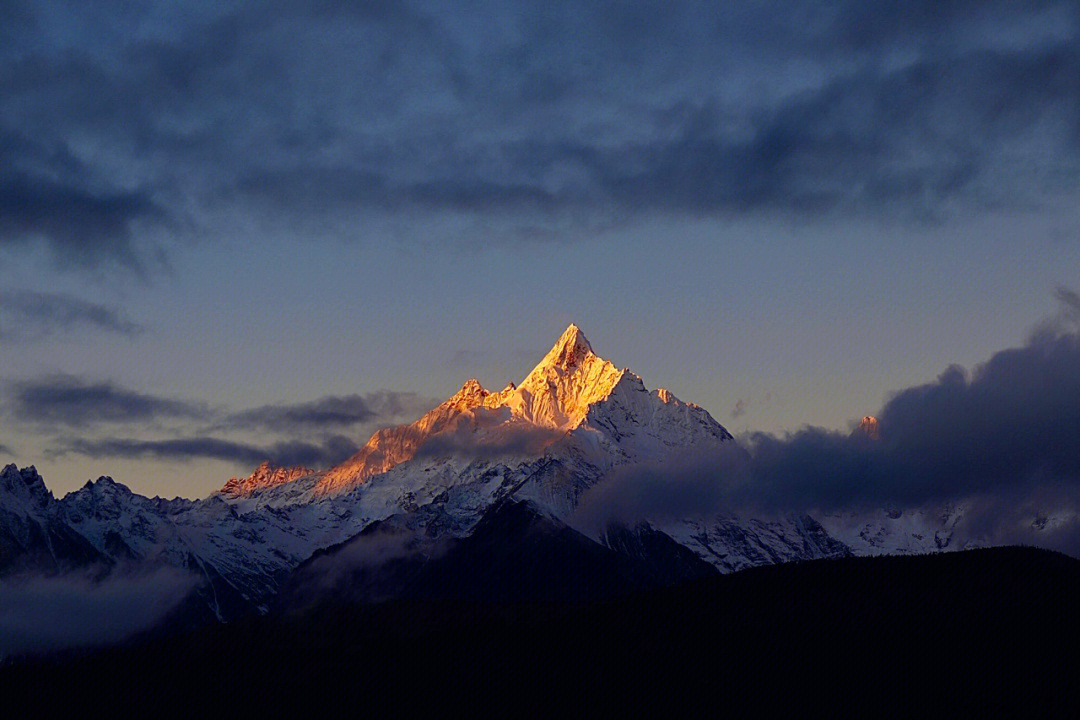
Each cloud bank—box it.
[216,391,435,434]
[11,375,207,428]
[575,288,1080,551]
[2,1,1077,269]
[5,377,437,471]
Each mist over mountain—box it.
[3,320,1079,659]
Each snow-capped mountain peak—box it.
[0,327,1002,625]
[535,323,593,370]
[505,324,625,430]
[313,324,729,498]
[315,324,630,494]
[1,463,52,512]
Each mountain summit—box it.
[539,323,593,369]
[507,323,624,430]
[312,324,728,495]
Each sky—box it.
[1,0,1079,498]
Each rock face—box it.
[0,325,987,623]
[856,415,881,440]
[220,462,314,498]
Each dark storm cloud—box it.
[3,1,1077,270]
[236,36,1080,220]
[579,44,1078,217]
[576,289,1080,530]
[745,289,1080,512]
[0,173,162,270]
[0,130,168,272]
[10,376,207,428]
[54,434,360,469]
[0,1,35,50]
[0,443,13,457]
[0,290,142,339]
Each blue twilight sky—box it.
[1,0,1079,498]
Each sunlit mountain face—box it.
[2,1,1080,709]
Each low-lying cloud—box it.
[54,434,361,470]
[7,378,436,470]
[747,288,1080,512]
[0,290,142,340]
[0,566,199,658]
[575,288,1080,552]
[284,522,452,607]
[572,445,753,532]
[414,409,567,462]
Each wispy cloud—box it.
[8,376,435,470]
[52,434,361,470]
[0,290,142,340]
[216,391,435,434]
[9,375,207,429]
[9,375,433,432]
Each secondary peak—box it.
[446,379,489,408]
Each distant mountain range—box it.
[0,325,1011,627]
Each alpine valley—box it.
[1,325,980,626]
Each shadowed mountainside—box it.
[3,546,1078,714]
